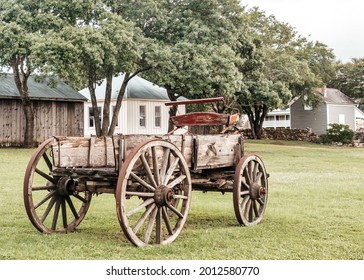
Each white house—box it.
[263,108,290,128]
[79,74,185,136]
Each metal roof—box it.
[0,74,87,101]
[79,73,169,101]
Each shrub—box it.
[326,123,354,144]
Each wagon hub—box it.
[154,185,174,207]
[56,177,75,197]
[250,183,265,200]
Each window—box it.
[139,105,146,127]
[89,106,102,128]
[339,114,345,124]
[154,106,161,127]
[303,95,312,110]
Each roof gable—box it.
[0,74,87,101]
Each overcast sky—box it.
[242,0,364,62]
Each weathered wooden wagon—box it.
[23,97,268,247]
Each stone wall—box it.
[242,127,316,141]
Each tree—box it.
[33,1,146,136]
[329,58,364,110]
[0,0,63,147]
[235,7,335,138]
[109,0,249,130]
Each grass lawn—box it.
[0,140,363,260]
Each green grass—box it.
[1,140,363,260]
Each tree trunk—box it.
[242,104,269,139]
[166,87,178,132]
[11,56,35,147]
[108,73,130,136]
[102,69,113,136]
[88,71,102,136]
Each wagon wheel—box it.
[116,139,192,247]
[233,154,268,226]
[23,138,92,233]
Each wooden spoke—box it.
[35,168,57,185]
[166,204,184,219]
[42,153,53,171]
[127,198,155,217]
[140,153,157,189]
[40,196,56,223]
[51,199,61,230]
[125,191,155,197]
[34,190,56,209]
[24,138,91,234]
[65,196,79,219]
[116,139,191,247]
[163,157,180,185]
[255,172,263,183]
[61,199,67,228]
[240,190,250,197]
[233,154,268,226]
[159,148,170,185]
[151,146,160,185]
[173,194,189,200]
[144,207,158,244]
[252,200,259,217]
[32,185,56,191]
[130,172,155,192]
[162,207,173,235]
[156,208,163,244]
[167,175,186,188]
[72,193,89,204]
[132,204,156,234]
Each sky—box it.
[242,0,364,62]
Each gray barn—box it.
[290,87,356,136]
[0,75,86,147]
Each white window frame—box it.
[154,106,161,128]
[139,105,146,128]
[89,106,102,128]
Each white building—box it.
[263,108,290,128]
[79,74,185,136]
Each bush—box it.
[326,123,354,144]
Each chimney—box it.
[321,85,327,97]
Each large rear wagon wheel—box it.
[116,139,192,247]
[23,138,92,233]
[233,154,268,226]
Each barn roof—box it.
[79,73,169,101]
[0,74,87,102]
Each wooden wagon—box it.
[23,97,268,247]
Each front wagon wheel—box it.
[116,139,192,247]
[23,138,92,233]
[233,154,268,226]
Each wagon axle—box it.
[250,183,266,201]
[154,185,175,207]
[56,177,76,197]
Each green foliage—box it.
[0,0,342,139]
[329,58,364,110]
[326,123,354,144]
